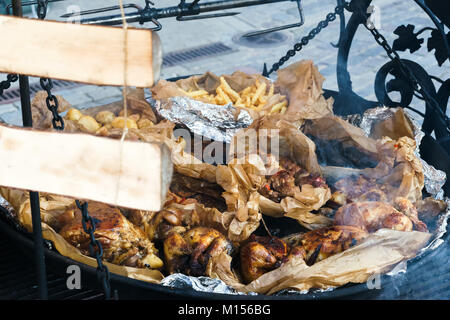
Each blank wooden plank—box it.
[0,124,172,211]
[0,15,153,87]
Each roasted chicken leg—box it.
[59,202,163,269]
[288,225,368,265]
[240,235,288,283]
[164,227,233,276]
[334,200,427,232]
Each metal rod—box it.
[80,0,293,25]
[12,0,48,300]
[7,0,65,15]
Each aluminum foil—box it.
[148,96,253,143]
[160,274,256,296]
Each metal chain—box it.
[35,2,64,131]
[0,74,19,96]
[360,12,450,133]
[264,1,351,76]
[75,201,112,299]
[39,78,64,130]
[36,0,49,19]
[35,0,111,299]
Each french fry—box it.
[215,93,226,105]
[216,87,232,105]
[219,77,241,102]
[240,86,252,97]
[245,95,251,108]
[258,96,267,105]
[186,89,209,97]
[268,84,274,98]
[251,81,266,105]
[270,101,287,114]
[176,74,288,114]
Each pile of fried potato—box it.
[65,108,154,134]
[180,76,288,114]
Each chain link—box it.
[264,1,350,76]
[360,12,450,133]
[0,74,19,96]
[75,201,112,299]
[39,78,64,130]
[36,0,49,19]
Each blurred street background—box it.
[0,0,448,126]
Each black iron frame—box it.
[1,0,449,300]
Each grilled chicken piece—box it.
[334,201,416,232]
[240,235,288,283]
[59,202,163,269]
[169,172,227,211]
[128,191,200,241]
[164,227,233,276]
[393,197,428,232]
[258,156,328,203]
[288,226,368,265]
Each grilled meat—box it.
[127,191,200,241]
[258,157,327,203]
[393,197,428,232]
[59,202,163,269]
[164,227,233,276]
[240,226,367,282]
[288,225,368,265]
[334,201,423,232]
[240,235,288,283]
[169,172,226,211]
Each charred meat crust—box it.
[240,235,288,283]
[169,172,227,210]
[258,157,327,203]
[164,227,233,276]
[59,202,162,269]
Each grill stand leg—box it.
[12,0,49,300]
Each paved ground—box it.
[0,0,448,126]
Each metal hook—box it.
[242,0,304,38]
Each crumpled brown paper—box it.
[195,191,261,243]
[275,60,334,120]
[208,229,431,294]
[361,136,425,202]
[220,117,332,229]
[31,91,72,130]
[370,108,415,140]
[304,114,379,158]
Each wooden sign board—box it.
[0,15,153,87]
[0,124,172,211]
